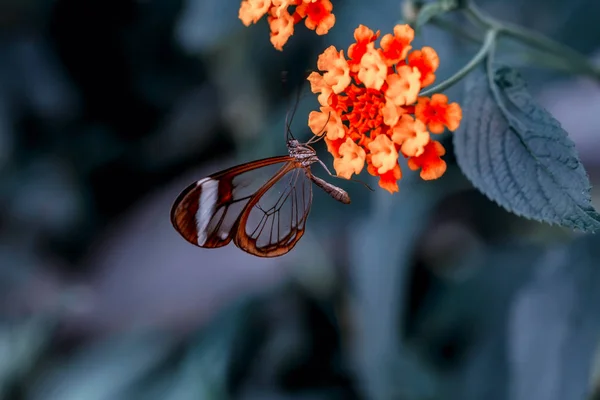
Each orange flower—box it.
[317,46,351,93]
[325,137,345,158]
[348,25,380,70]
[271,0,295,17]
[358,45,388,90]
[408,47,439,87]
[378,164,402,193]
[239,0,335,50]
[380,24,414,66]
[307,71,333,106]
[367,155,402,193]
[334,138,366,179]
[239,0,272,26]
[268,9,295,51]
[385,66,421,106]
[295,0,335,35]
[391,115,429,157]
[415,94,462,134]
[407,140,447,180]
[307,23,462,193]
[308,106,345,140]
[381,100,405,127]
[368,134,398,174]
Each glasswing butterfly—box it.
[170,90,358,257]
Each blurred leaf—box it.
[125,297,254,400]
[175,0,241,53]
[28,332,175,400]
[590,340,600,400]
[0,317,54,396]
[165,299,251,399]
[507,233,600,400]
[410,241,542,400]
[455,66,600,232]
[347,166,466,399]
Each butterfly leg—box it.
[315,160,374,192]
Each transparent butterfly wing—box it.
[234,165,313,257]
[170,156,296,249]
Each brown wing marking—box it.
[170,156,294,248]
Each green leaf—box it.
[454,65,600,232]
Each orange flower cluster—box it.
[239,0,335,51]
[307,24,463,193]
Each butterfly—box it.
[170,100,359,257]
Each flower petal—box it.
[391,115,430,157]
[408,47,439,87]
[239,0,273,25]
[407,140,447,180]
[380,24,414,66]
[415,94,463,133]
[308,106,345,140]
[334,138,366,178]
[357,45,387,90]
[268,9,295,51]
[378,163,402,193]
[367,134,398,174]
[385,65,421,106]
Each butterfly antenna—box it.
[282,71,297,142]
[286,85,304,142]
[284,106,297,142]
[306,111,331,145]
[286,70,316,142]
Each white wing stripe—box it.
[196,178,218,246]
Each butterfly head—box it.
[287,139,300,149]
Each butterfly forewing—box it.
[170,156,294,249]
[234,164,313,256]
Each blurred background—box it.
[1,0,600,399]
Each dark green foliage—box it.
[455,65,600,232]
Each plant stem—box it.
[420,29,497,96]
[429,17,482,44]
[466,2,600,80]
